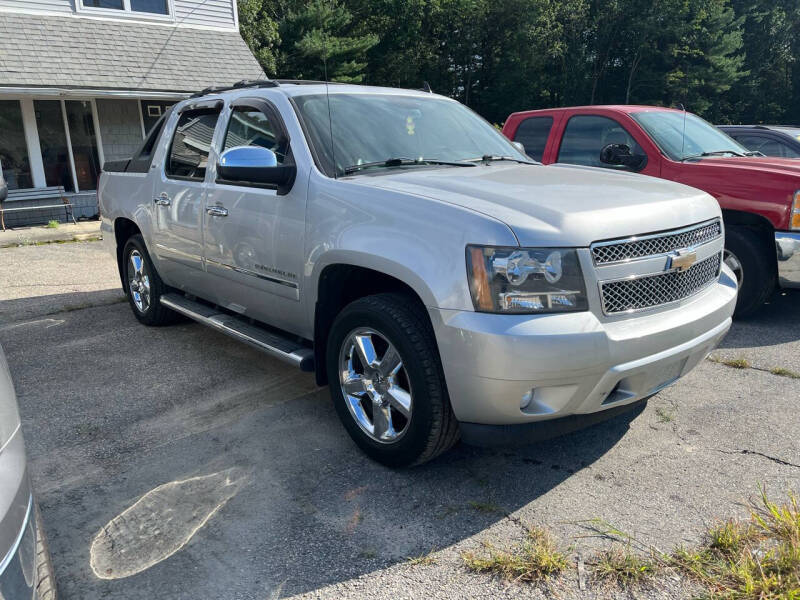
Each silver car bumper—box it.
[776,231,800,288]
[430,264,737,427]
[0,430,39,599]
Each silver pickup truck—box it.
[99,80,737,466]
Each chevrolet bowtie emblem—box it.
[666,249,697,272]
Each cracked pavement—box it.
[0,241,798,599]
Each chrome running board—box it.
[160,293,314,372]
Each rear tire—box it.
[326,293,459,467]
[122,234,180,326]
[724,226,776,318]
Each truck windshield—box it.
[631,110,751,161]
[293,93,530,177]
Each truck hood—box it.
[690,156,800,176]
[356,163,719,247]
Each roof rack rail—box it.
[190,79,279,98]
[273,79,344,86]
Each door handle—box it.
[154,193,171,206]
[206,205,229,217]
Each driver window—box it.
[223,107,287,164]
[558,115,643,168]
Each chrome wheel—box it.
[338,328,412,444]
[128,249,151,313]
[724,249,744,285]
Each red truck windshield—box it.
[631,111,750,161]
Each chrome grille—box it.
[592,219,722,265]
[600,253,722,314]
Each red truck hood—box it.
[696,156,800,176]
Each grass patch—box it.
[655,406,675,423]
[670,488,800,599]
[720,357,750,369]
[709,355,750,369]
[46,220,59,228]
[406,548,437,566]
[468,500,502,514]
[589,544,655,585]
[462,527,568,582]
[770,367,800,379]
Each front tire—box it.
[122,234,179,326]
[724,226,776,318]
[326,293,459,467]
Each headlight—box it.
[792,191,800,231]
[466,245,588,313]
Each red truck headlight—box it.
[792,191,800,230]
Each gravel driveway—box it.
[1,241,798,599]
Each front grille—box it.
[600,252,722,314]
[592,219,722,264]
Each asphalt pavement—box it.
[0,241,798,599]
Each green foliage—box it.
[238,0,800,124]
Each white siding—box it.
[173,0,234,28]
[0,0,73,13]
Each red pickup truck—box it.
[502,106,800,316]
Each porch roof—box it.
[0,12,264,94]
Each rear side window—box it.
[557,115,643,168]
[166,109,221,180]
[513,117,553,161]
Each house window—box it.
[0,100,33,190]
[141,101,175,134]
[34,100,74,192]
[34,100,102,193]
[82,0,168,15]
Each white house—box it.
[0,0,263,226]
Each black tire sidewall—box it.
[122,235,162,324]
[326,298,441,467]
[725,226,775,317]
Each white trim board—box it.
[0,87,189,100]
[0,6,239,30]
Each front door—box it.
[203,97,306,335]
[151,104,222,288]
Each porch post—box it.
[19,98,46,188]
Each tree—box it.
[664,0,747,120]
[238,0,280,75]
[277,0,378,83]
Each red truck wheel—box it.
[724,226,776,318]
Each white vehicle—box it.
[99,80,737,466]
[0,344,56,598]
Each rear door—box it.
[510,116,554,162]
[151,102,223,288]
[202,96,307,335]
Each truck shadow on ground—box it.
[0,300,644,599]
[718,289,800,348]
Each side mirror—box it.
[599,143,647,170]
[0,172,7,203]
[511,141,527,154]
[217,146,296,189]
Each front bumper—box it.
[0,430,43,599]
[775,231,800,288]
[429,265,737,426]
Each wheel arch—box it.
[312,262,435,386]
[721,208,776,269]
[113,217,142,288]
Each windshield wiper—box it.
[682,150,746,160]
[343,157,477,175]
[467,155,537,165]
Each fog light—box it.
[521,389,534,409]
